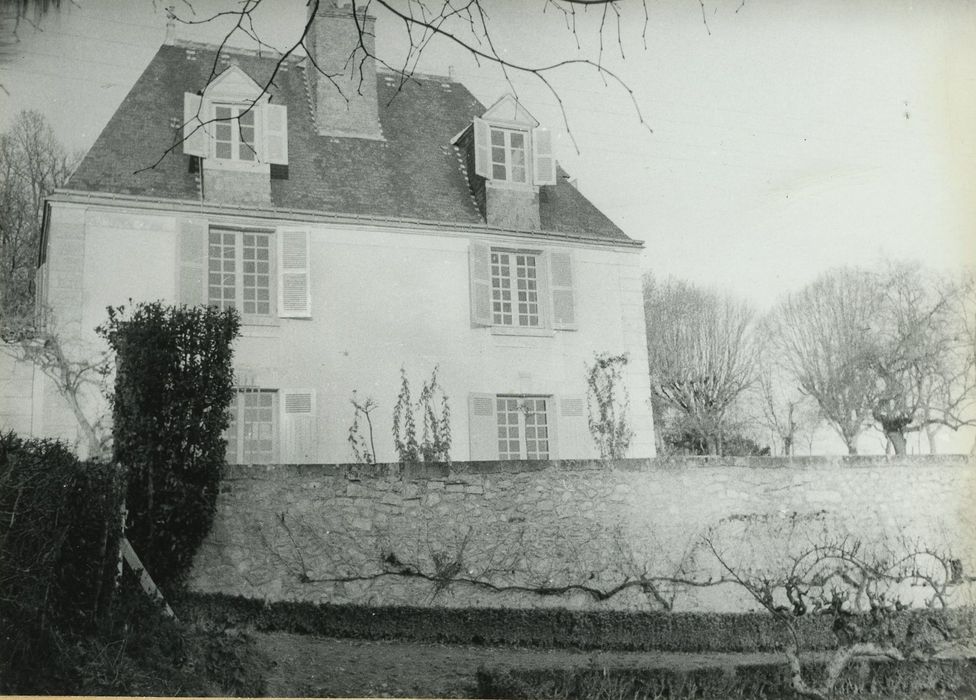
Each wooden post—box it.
[121,537,175,618]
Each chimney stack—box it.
[306,0,383,140]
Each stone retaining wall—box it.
[188,456,976,612]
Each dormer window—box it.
[490,127,528,183]
[462,95,556,188]
[214,105,257,161]
[182,65,288,169]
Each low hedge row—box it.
[177,593,975,653]
[476,659,976,699]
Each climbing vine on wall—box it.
[392,366,451,464]
[586,352,634,460]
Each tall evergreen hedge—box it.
[98,302,239,588]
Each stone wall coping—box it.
[223,455,975,480]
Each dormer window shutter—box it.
[262,103,289,165]
[473,117,491,178]
[183,92,209,157]
[277,228,311,318]
[468,241,492,326]
[548,250,577,330]
[532,127,556,186]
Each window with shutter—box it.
[182,86,288,166]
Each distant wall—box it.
[188,456,976,612]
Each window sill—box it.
[490,325,555,338]
[241,315,279,327]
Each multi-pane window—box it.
[491,250,539,327]
[489,127,528,183]
[225,389,276,464]
[214,105,256,161]
[208,230,272,316]
[496,396,550,460]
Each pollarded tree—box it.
[869,262,975,455]
[643,274,757,455]
[767,268,881,455]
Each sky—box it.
[1,0,974,453]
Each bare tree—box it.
[0,110,75,324]
[869,263,976,455]
[768,268,881,455]
[750,329,821,457]
[643,274,757,455]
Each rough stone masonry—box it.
[189,456,976,612]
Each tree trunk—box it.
[886,430,907,456]
[783,435,794,457]
[844,436,858,455]
[925,424,940,455]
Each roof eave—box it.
[46,189,644,249]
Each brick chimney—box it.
[306,0,383,140]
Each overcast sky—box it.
[1,0,974,313]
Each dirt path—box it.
[254,631,791,698]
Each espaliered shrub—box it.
[98,302,239,589]
[0,432,125,690]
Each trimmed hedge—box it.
[99,302,239,589]
[476,659,976,699]
[177,592,976,653]
[0,433,125,690]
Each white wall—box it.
[40,201,655,462]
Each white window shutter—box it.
[281,389,316,463]
[548,250,577,330]
[277,228,311,318]
[558,394,589,459]
[469,241,492,326]
[468,393,498,461]
[262,103,289,165]
[473,117,490,178]
[532,127,556,186]
[178,219,207,306]
[183,92,209,157]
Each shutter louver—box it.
[262,103,289,165]
[178,219,207,306]
[469,241,492,326]
[183,92,208,157]
[468,393,498,461]
[532,127,556,186]
[548,250,577,330]
[473,118,490,178]
[278,228,311,318]
[281,389,316,463]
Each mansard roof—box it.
[68,42,633,244]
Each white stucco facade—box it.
[36,194,655,463]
